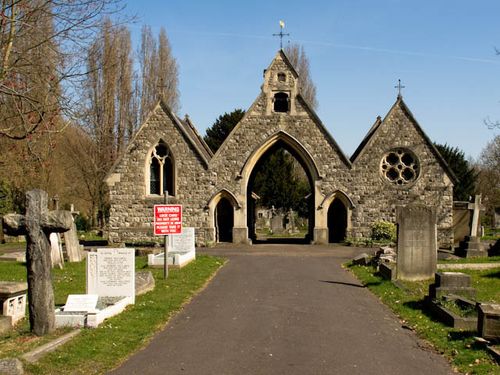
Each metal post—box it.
[164,190,169,279]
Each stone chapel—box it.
[105,50,456,248]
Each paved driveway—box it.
[111,244,454,375]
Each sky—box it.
[123,0,500,159]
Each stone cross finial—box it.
[2,189,73,336]
[395,79,405,98]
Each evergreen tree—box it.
[434,143,477,201]
[204,109,245,153]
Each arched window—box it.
[277,72,286,82]
[149,142,174,195]
[273,92,289,112]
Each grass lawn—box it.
[348,264,499,375]
[0,255,224,374]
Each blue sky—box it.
[123,0,499,159]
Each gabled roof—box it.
[211,50,352,169]
[105,100,211,183]
[179,114,213,160]
[350,96,458,184]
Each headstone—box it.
[477,303,500,341]
[135,271,155,296]
[86,248,135,303]
[352,253,370,266]
[49,233,64,269]
[271,214,284,234]
[396,205,437,281]
[172,227,195,253]
[62,294,98,312]
[64,204,82,262]
[2,189,72,336]
[379,263,396,280]
[458,195,487,257]
[428,272,476,300]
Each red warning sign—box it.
[153,205,182,235]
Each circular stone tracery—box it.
[381,148,419,185]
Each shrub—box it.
[371,221,396,241]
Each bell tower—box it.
[262,50,300,116]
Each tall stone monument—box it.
[2,189,72,335]
[396,205,437,281]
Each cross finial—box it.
[395,79,405,98]
[272,20,290,50]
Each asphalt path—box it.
[111,244,455,375]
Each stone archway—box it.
[240,131,321,244]
[207,189,240,243]
[327,199,347,243]
[215,197,234,242]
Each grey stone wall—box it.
[106,103,213,245]
[106,51,454,248]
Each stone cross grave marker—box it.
[396,204,437,281]
[87,248,135,303]
[2,189,72,335]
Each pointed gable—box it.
[351,96,457,184]
[212,50,351,169]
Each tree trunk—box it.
[25,190,55,336]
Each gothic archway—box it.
[215,197,234,242]
[243,132,318,243]
[327,199,347,243]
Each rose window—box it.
[381,149,419,185]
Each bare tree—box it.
[284,43,318,110]
[80,19,134,226]
[138,25,179,122]
[0,0,124,140]
[476,135,500,223]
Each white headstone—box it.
[86,248,135,303]
[172,227,195,253]
[49,232,64,268]
[63,294,98,312]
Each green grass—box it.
[0,255,224,374]
[348,264,500,374]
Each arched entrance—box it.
[215,197,234,242]
[246,139,315,243]
[328,199,347,243]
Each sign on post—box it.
[154,205,182,235]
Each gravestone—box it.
[49,233,64,269]
[148,228,196,268]
[428,272,476,300]
[271,214,284,234]
[2,189,72,335]
[478,303,500,341]
[63,204,82,262]
[172,227,195,252]
[396,205,437,281]
[459,195,486,257]
[87,248,135,303]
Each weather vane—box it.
[273,20,290,49]
[395,79,405,98]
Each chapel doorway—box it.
[215,197,234,242]
[328,199,347,243]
